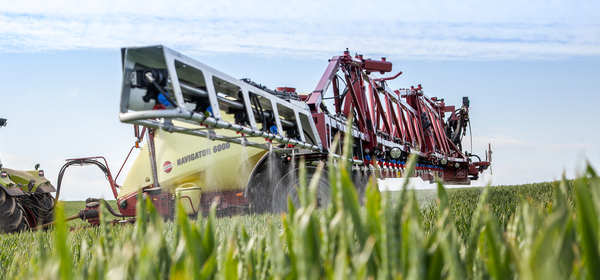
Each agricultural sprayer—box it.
[2,46,492,231]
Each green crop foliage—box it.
[0,152,598,279]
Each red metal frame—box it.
[200,190,249,212]
[306,50,490,183]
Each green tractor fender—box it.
[0,170,25,196]
[2,168,56,193]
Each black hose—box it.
[469,154,482,162]
[322,87,349,100]
[17,192,55,221]
[250,92,267,131]
[302,130,316,145]
[322,75,357,100]
[152,81,178,108]
[100,199,132,218]
[55,159,113,202]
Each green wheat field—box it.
[0,154,598,279]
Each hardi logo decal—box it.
[163,161,173,173]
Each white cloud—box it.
[0,0,598,59]
[1,1,597,24]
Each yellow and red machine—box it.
[58,46,491,223]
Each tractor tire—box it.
[33,191,55,226]
[271,166,330,213]
[0,189,30,234]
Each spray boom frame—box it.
[119,45,490,184]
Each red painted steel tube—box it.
[374,71,403,82]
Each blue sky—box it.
[0,0,599,200]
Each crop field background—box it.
[0,153,597,279]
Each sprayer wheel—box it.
[0,189,30,234]
[351,170,371,205]
[249,172,273,214]
[271,166,330,213]
[247,151,287,214]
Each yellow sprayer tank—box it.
[118,120,266,215]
